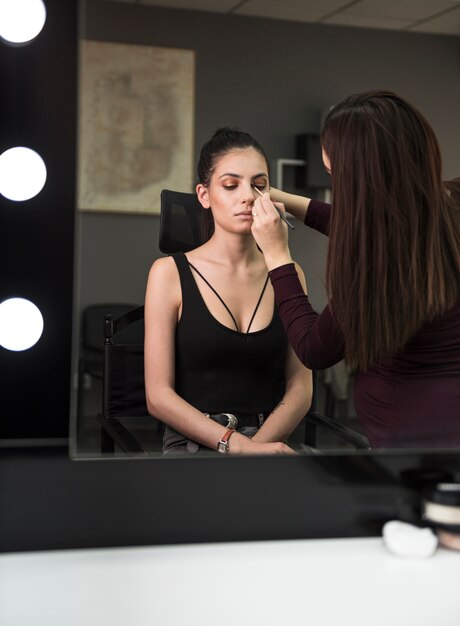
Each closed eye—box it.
[252,182,268,191]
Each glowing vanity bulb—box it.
[0,298,44,351]
[0,147,47,201]
[0,0,46,44]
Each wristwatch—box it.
[217,428,236,454]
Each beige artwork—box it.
[78,40,195,214]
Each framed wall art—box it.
[78,40,195,214]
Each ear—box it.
[196,183,211,209]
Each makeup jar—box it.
[422,483,460,551]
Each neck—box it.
[205,230,262,268]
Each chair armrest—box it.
[96,414,150,456]
[305,410,371,450]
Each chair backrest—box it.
[100,190,203,424]
[102,305,149,419]
[82,303,141,352]
[159,189,207,253]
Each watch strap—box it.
[217,428,235,454]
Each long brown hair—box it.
[320,90,460,370]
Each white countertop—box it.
[1,537,459,625]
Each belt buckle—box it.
[222,413,238,429]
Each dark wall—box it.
[78,0,460,317]
[0,0,78,438]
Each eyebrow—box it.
[218,172,268,180]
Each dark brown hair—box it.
[197,127,269,240]
[320,90,460,370]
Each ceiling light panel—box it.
[236,0,353,22]
[140,0,239,11]
[410,5,460,33]
[343,0,456,21]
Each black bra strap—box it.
[246,274,270,334]
[188,262,239,331]
[187,261,269,334]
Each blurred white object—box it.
[0,147,47,201]
[0,0,46,44]
[0,297,44,351]
[383,520,438,558]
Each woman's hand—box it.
[251,192,293,271]
[229,432,298,455]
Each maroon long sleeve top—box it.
[269,200,460,448]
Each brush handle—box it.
[274,206,295,230]
[253,186,295,230]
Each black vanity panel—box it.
[1,446,458,553]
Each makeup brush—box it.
[253,185,295,230]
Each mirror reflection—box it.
[72,0,460,458]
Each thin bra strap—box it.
[187,261,269,334]
[245,274,270,334]
[188,261,239,331]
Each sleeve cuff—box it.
[268,262,297,280]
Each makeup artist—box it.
[251,90,460,448]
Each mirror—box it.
[71,0,460,458]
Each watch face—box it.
[217,441,227,454]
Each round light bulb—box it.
[0,147,47,201]
[0,297,44,351]
[0,0,46,44]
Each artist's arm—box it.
[251,264,312,443]
[268,188,332,236]
[269,264,345,370]
[269,187,312,223]
[144,257,295,455]
[251,194,341,369]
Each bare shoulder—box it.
[146,256,181,302]
[148,255,179,281]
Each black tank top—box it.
[172,252,288,414]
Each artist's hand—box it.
[251,192,293,271]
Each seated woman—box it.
[144,128,312,455]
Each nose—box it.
[242,183,255,206]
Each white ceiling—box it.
[102,0,460,35]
